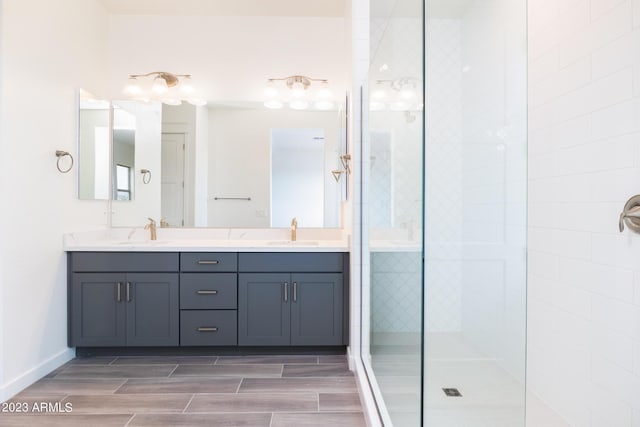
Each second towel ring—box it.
[140,169,152,184]
[55,150,74,173]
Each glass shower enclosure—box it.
[360,0,527,425]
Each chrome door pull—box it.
[197,260,219,265]
[293,282,297,302]
[196,290,218,295]
[197,327,218,332]
[116,282,122,302]
[284,282,289,302]
[126,282,131,302]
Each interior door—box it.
[161,133,185,227]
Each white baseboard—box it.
[0,348,74,402]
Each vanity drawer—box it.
[238,252,344,272]
[180,273,237,309]
[180,310,237,346]
[70,252,179,272]
[180,253,237,272]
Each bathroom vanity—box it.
[66,243,349,353]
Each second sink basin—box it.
[266,240,319,246]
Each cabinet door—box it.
[238,273,290,346]
[291,273,343,346]
[71,273,126,347]
[125,273,179,346]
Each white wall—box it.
[0,0,110,401]
[528,0,640,425]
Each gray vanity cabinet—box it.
[238,273,291,346]
[237,253,345,346]
[179,253,239,346]
[70,273,126,346]
[68,252,180,347]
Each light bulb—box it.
[180,80,195,95]
[187,98,207,106]
[372,88,386,99]
[314,100,335,110]
[289,99,309,110]
[264,99,284,109]
[264,81,278,98]
[316,81,332,99]
[163,98,182,106]
[123,79,143,96]
[151,76,169,95]
[290,81,306,98]
[399,88,415,100]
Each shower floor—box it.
[367,333,568,427]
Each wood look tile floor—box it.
[0,355,365,427]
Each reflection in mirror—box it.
[205,107,343,228]
[271,128,326,227]
[109,103,348,228]
[112,104,136,201]
[77,89,110,200]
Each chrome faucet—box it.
[144,218,157,240]
[290,217,298,241]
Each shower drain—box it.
[442,388,462,397]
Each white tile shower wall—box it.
[449,0,528,379]
[528,0,640,425]
[424,19,464,332]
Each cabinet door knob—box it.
[197,327,218,332]
[196,290,218,295]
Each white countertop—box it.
[63,228,349,252]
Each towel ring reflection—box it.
[55,150,73,173]
[140,169,152,184]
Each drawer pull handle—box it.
[196,290,218,295]
[293,282,297,302]
[197,327,218,332]
[197,260,219,265]
[116,282,122,302]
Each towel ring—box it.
[140,169,151,184]
[55,150,73,173]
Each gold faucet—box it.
[144,218,157,240]
[290,217,298,241]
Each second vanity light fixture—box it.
[123,71,206,106]
[370,77,422,112]
[263,75,335,111]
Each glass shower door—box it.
[423,0,527,426]
[362,0,425,425]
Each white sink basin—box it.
[266,240,319,246]
[116,240,173,245]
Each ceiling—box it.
[98,0,347,17]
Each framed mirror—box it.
[77,89,110,200]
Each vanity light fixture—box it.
[370,77,421,113]
[263,75,335,111]
[123,71,206,106]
